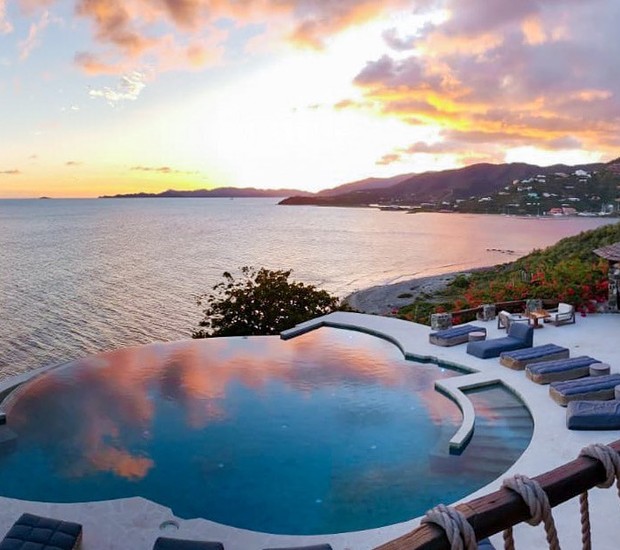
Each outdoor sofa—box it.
[466,322,533,359]
[526,356,602,384]
[0,513,82,550]
[499,343,569,370]
[566,400,620,430]
[549,374,620,406]
[429,324,487,346]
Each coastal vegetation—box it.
[397,222,620,325]
[192,266,342,338]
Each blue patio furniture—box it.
[429,324,487,346]
[549,374,620,406]
[153,537,224,550]
[466,323,533,359]
[499,343,569,370]
[526,356,602,384]
[0,513,82,550]
[566,400,620,430]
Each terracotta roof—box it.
[594,241,620,261]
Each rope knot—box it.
[502,474,561,550]
[579,443,620,489]
[421,503,477,550]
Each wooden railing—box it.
[450,299,559,324]
[373,439,620,549]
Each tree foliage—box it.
[193,266,342,338]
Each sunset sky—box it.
[1,0,619,198]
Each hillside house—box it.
[594,242,620,312]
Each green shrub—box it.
[193,266,342,338]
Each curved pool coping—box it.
[1,311,619,550]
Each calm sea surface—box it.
[0,198,615,377]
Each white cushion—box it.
[558,302,573,314]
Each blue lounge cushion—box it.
[501,343,568,361]
[430,325,486,339]
[550,374,620,406]
[153,537,224,550]
[0,513,82,550]
[499,343,569,370]
[466,324,533,359]
[526,356,601,384]
[567,400,620,430]
[429,325,486,346]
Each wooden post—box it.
[373,439,620,550]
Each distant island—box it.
[99,187,312,199]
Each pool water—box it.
[0,328,532,534]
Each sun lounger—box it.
[499,343,569,370]
[0,513,82,550]
[549,374,620,406]
[466,322,533,359]
[429,324,487,346]
[153,537,224,550]
[566,400,620,430]
[263,545,333,550]
[526,356,602,384]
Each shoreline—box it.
[344,267,493,315]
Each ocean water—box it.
[0,198,615,376]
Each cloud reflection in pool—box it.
[0,328,527,535]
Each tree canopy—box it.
[193,266,342,338]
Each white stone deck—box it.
[1,312,619,549]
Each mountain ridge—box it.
[280,161,607,206]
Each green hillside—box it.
[398,222,620,324]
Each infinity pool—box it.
[0,328,532,534]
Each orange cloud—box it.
[376,152,401,165]
[18,0,415,75]
[351,1,620,161]
[75,0,152,57]
[129,165,198,175]
[74,51,130,74]
[286,0,409,49]
[521,15,546,46]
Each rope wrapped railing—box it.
[373,439,620,550]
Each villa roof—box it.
[594,241,620,261]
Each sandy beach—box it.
[345,268,492,315]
